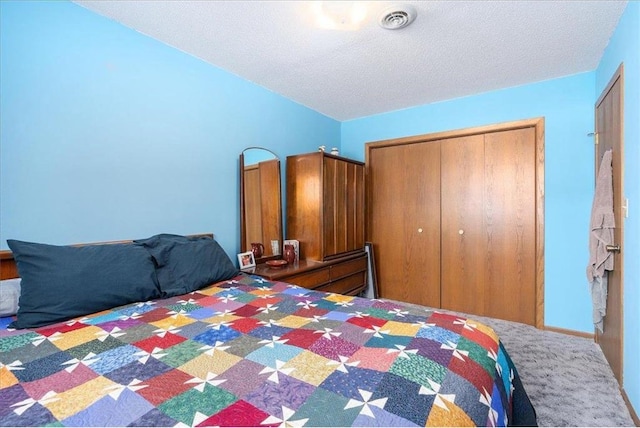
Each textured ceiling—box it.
[74,1,627,121]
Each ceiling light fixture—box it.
[378,4,417,30]
[312,1,369,31]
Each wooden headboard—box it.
[0,233,214,280]
[0,251,18,280]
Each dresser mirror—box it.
[239,147,283,262]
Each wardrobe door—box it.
[287,153,323,261]
[440,135,486,315]
[323,157,365,258]
[323,156,340,258]
[484,128,536,325]
[347,161,366,254]
[369,142,441,308]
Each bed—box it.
[0,234,536,427]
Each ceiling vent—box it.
[378,4,417,30]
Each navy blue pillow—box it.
[7,240,162,329]
[134,234,238,297]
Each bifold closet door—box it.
[368,142,441,308]
[483,128,536,325]
[440,135,486,316]
[440,129,536,325]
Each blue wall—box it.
[0,1,340,257]
[596,1,640,416]
[2,0,638,416]
[342,73,597,333]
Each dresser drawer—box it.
[330,255,367,280]
[318,271,366,295]
[285,267,330,288]
[253,252,367,293]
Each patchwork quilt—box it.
[1,274,519,427]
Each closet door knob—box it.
[458,229,464,235]
[418,228,423,233]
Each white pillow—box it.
[0,278,21,317]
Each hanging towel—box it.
[586,149,615,333]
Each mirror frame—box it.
[239,147,283,263]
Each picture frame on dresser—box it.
[237,251,256,270]
[363,242,379,298]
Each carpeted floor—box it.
[440,309,634,427]
[387,300,635,426]
[479,316,635,427]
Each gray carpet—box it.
[470,313,635,427]
[388,300,635,427]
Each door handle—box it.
[606,245,621,253]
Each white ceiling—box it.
[74,1,627,121]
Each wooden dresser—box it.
[253,251,367,296]
[252,151,367,296]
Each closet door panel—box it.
[484,128,536,324]
[369,145,406,302]
[369,143,441,307]
[440,135,486,315]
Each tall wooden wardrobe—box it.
[366,118,544,327]
[287,152,365,261]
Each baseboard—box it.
[622,388,640,427]
[543,325,595,340]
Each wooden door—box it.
[348,161,366,254]
[483,128,537,325]
[595,64,624,384]
[440,129,536,324]
[287,153,323,261]
[324,157,340,257]
[441,127,536,325]
[368,142,441,308]
[440,135,486,315]
[323,157,365,259]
